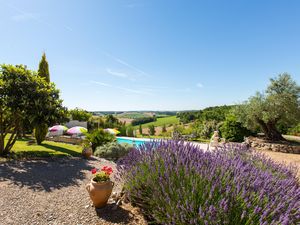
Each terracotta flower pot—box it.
[86,179,114,208]
[82,147,93,159]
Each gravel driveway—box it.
[0,157,146,225]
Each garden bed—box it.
[0,157,146,225]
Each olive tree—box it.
[235,73,300,141]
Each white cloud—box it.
[196,83,203,88]
[90,80,151,95]
[104,52,151,78]
[90,81,111,87]
[106,68,128,78]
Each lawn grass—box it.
[133,116,179,129]
[4,135,82,158]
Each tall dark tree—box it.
[139,124,143,135]
[38,52,50,83]
[33,53,51,144]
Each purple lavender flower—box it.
[117,140,300,224]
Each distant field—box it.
[118,112,151,119]
[133,116,179,128]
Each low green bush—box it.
[148,125,156,135]
[126,126,134,137]
[288,123,300,136]
[220,115,253,142]
[94,142,133,161]
[84,129,115,151]
[34,123,48,145]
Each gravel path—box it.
[0,157,147,225]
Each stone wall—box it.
[244,137,300,154]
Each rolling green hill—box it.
[133,116,179,128]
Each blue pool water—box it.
[116,137,149,146]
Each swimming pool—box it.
[116,137,150,146]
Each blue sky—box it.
[0,0,300,111]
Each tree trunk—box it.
[265,122,285,141]
[0,137,4,156]
[256,119,285,141]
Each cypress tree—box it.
[34,52,50,144]
[139,124,143,136]
[38,52,50,83]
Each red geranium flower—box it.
[101,166,113,175]
[91,168,97,174]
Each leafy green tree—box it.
[105,114,120,127]
[148,125,156,136]
[0,64,67,155]
[31,82,68,144]
[38,53,50,83]
[235,74,300,141]
[177,105,234,124]
[69,108,92,121]
[139,124,143,135]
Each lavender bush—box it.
[117,141,300,225]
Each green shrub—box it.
[127,126,134,137]
[194,120,218,139]
[288,123,300,136]
[162,124,167,133]
[94,142,133,161]
[220,115,252,142]
[119,124,127,136]
[84,129,115,151]
[148,125,156,135]
[34,123,48,145]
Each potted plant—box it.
[86,166,114,208]
[82,142,93,159]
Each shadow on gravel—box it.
[95,204,131,224]
[0,158,93,192]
